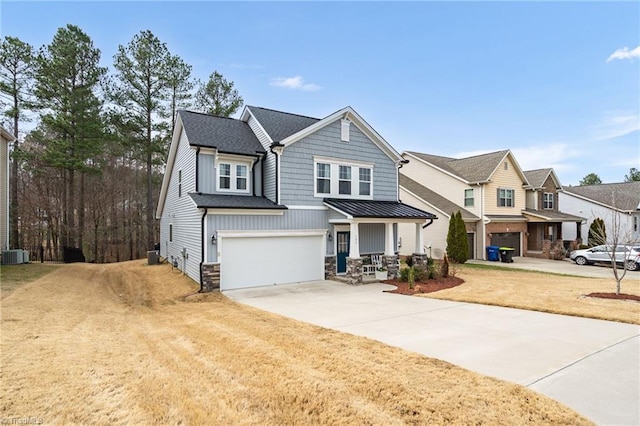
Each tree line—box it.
[0,25,243,262]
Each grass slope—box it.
[0,261,590,424]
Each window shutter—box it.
[497,188,500,206]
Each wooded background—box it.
[1,25,242,262]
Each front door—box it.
[336,231,350,274]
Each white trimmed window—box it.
[339,165,351,195]
[217,159,250,193]
[543,192,554,210]
[498,188,514,207]
[464,188,474,207]
[359,168,371,196]
[314,158,373,199]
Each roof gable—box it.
[179,110,265,156]
[562,182,640,212]
[247,105,403,162]
[406,149,529,185]
[524,168,561,189]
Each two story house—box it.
[560,182,640,245]
[522,168,584,255]
[398,150,530,260]
[156,106,435,291]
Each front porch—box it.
[523,209,585,258]
[323,198,436,285]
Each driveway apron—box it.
[226,281,640,426]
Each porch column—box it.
[385,222,395,256]
[415,222,425,255]
[349,222,360,258]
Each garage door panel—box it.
[491,232,521,256]
[221,235,323,290]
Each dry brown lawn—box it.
[423,265,640,325]
[0,261,591,425]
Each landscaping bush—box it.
[400,265,427,282]
[441,253,450,277]
[549,241,567,260]
[446,211,469,263]
[588,218,606,246]
[405,256,414,268]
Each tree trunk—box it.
[78,172,85,250]
[10,106,19,249]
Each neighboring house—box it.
[522,168,584,255]
[0,126,15,252]
[560,182,640,245]
[156,106,435,291]
[398,150,531,259]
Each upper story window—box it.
[498,188,514,207]
[464,188,474,207]
[217,159,250,193]
[317,163,331,194]
[339,165,351,194]
[543,192,554,210]
[314,157,373,199]
[359,168,371,196]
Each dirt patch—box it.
[586,292,640,302]
[383,276,464,295]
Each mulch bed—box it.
[585,293,640,302]
[382,276,464,295]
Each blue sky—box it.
[2,1,638,185]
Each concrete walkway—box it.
[469,256,640,280]
[226,281,640,425]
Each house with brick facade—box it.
[522,168,584,256]
[398,150,533,260]
[156,106,435,291]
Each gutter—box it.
[422,218,434,229]
[199,207,208,292]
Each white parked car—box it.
[570,245,640,271]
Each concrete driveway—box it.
[226,281,640,425]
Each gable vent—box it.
[341,119,350,142]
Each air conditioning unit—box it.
[2,249,25,265]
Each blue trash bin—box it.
[486,246,500,261]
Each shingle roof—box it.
[522,208,584,222]
[189,193,286,210]
[562,182,640,212]
[407,150,511,183]
[399,175,479,220]
[179,110,265,156]
[324,198,436,219]
[246,106,320,142]
[524,168,553,188]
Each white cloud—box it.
[606,46,640,62]
[590,112,640,141]
[269,76,321,91]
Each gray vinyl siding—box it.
[280,121,398,206]
[328,209,346,221]
[247,114,276,202]
[360,223,384,254]
[159,127,202,283]
[198,153,215,193]
[206,209,328,262]
[197,151,262,196]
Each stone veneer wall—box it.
[325,256,336,280]
[345,257,363,285]
[412,253,427,267]
[382,255,399,279]
[201,263,220,292]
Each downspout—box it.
[270,143,284,204]
[195,147,200,192]
[252,155,259,196]
[199,208,208,292]
[396,159,409,201]
[422,218,434,229]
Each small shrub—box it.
[549,241,567,260]
[426,256,434,267]
[399,267,410,282]
[413,265,427,282]
[441,253,450,277]
[405,256,414,268]
[408,267,415,290]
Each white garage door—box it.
[220,233,324,290]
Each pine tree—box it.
[588,217,606,246]
[195,71,243,117]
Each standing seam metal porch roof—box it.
[324,198,436,219]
